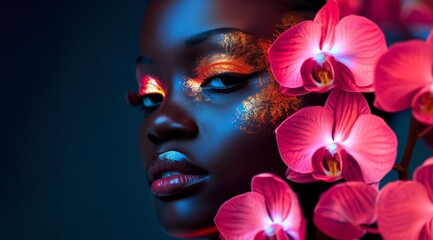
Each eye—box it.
[201,72,251,93]
[141,93,163,111]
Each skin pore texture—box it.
[134,0,328,239]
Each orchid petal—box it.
[333,15,386,89]
[411,86,433,125]
[279,86,309,96]
[414,157,433,202]
[333,61,358,92]
[325,89,370,141]
[377,181,433,240]
[286,169,318,183]
[253,232,267,240]
[314,0,339,50]
[336,0,363,17]
[344,115,397,184]
[215,192,269,240]
[276,107,334,173]
[374,40,433,112]
[341,154,366,182]
[314,182,378,240]
[335,61,374,92]
[252,174,306,240]
[363,0,401,25]
[419,219,433,240]
[282,192,305,240]
[254,225,291,240]
[269,21,321,89]
[428,30,433,46]
[252,174,292,223]
[275,227,291,240]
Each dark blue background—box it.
[1,0,179,239]
[1,1,431,239]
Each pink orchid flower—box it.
[214,173,305,240]
[276,88,397,184]
[402,1,433,39]
[363,0,401,28]
[314,182,378,239]
[334,0,363,17]
[268,0,386,96]
[374,31,433,125]
[376,157,433,240]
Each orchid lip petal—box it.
[311,146,345,182]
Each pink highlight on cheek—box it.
[138,75,165,97]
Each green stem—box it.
[393,115,420,180]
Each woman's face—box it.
[137,0,311,238]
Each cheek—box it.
[182,77,208,102]
[233,74,305,135]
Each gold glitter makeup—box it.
[183,32,269,102]
[232,15,306,135]
[273,14,306,41]
[182,27,305,135]
[218,32,269,71]
[233,74,304,135]
[183,54,258,101]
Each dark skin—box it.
[135,0,331,239]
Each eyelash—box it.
[197,63,260,92]
[201,72,252,92]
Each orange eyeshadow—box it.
[183,54,257,102]
[139,75,165,97]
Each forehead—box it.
[140,0,293,51]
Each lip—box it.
[147,150,208,197]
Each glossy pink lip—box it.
[147,150,207,197]
[151,174,206,196]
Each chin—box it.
[151,181,226,239]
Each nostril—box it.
[147,134,163,145]
[145,107,199,146]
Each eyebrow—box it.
[185,27,242,48]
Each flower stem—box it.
[393,115,419,180]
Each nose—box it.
[145,103,199,145]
